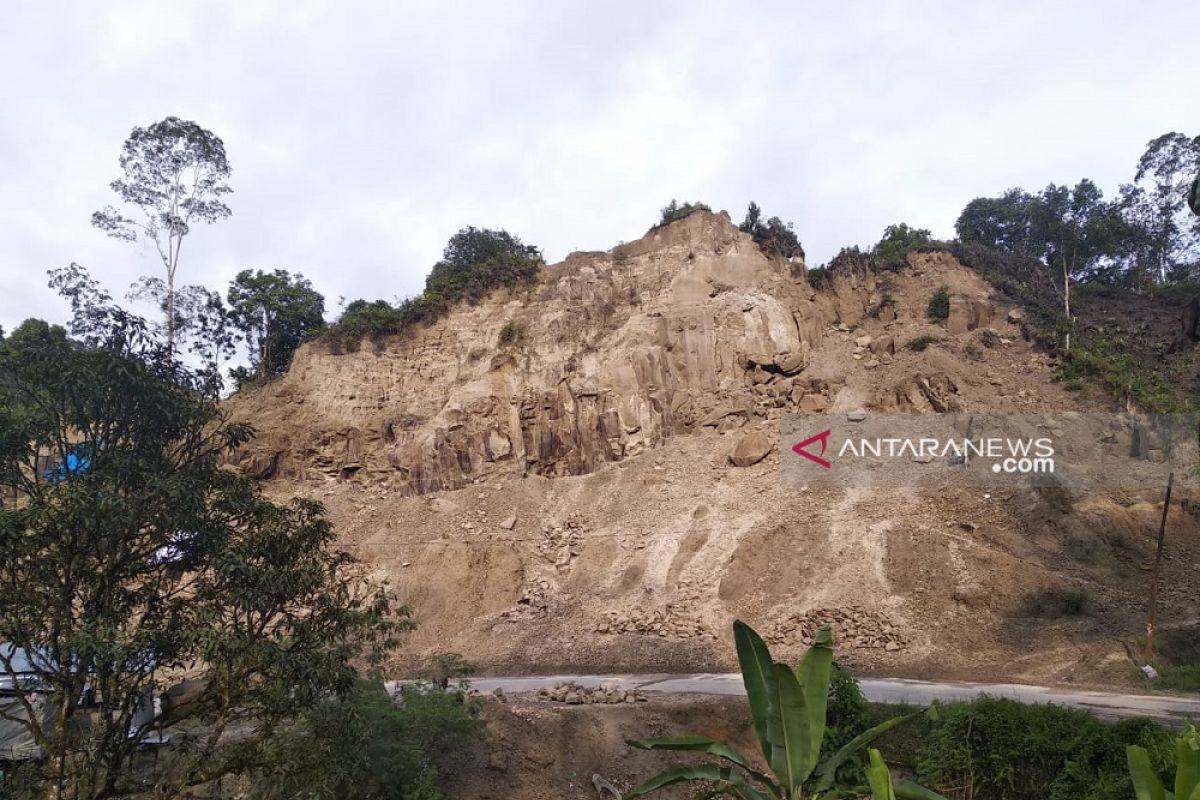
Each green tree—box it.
[48,264,235,396]
[92,117,233,350]
[425,227,541,305]
[656,199,712,228]
[955,189,1039,257]
[0,313,404,799]
[227,269,326,385]
[1119,132,1200,284]
[740,202,805,262]
[874,223,932,268]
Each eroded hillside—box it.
[227,211,1200,687]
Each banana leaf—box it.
[1127,745,1168,800]
[812,707,929,792]
[766,661,817,794]
[622,764,770,800]
[1177,729,1200,800]
[865,749,896,800]
[734,620,776,762]
[894,780,952,800]
[795,624,833,772]
[625,735,780,796]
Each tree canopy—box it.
[740,201,805,262]
[92,117,233,349]
[0,314,403,798]
[227,269,326,386]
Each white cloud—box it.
[2,0,1198,334]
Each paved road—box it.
[467,673,1200,727]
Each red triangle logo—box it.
[792,429,832,469]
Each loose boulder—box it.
[729,430,774,467]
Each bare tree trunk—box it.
[1145,472,1174,661]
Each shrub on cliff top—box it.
[327,227,542,351]
[654,199,711,229]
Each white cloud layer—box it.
[2,0,1197,332]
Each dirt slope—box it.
[226,211,1200,687]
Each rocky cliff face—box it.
[229,212,835,493]
[226,211,1200,685]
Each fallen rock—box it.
[847,410,867,422]
[499,515,517,530]
[1007,308,1025,323]
[869,334,895,355]
[775,350,807,375]
[800,394,829,413]
[730,430,774,467]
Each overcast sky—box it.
[2,1,1198,334]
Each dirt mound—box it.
[227,211,1200,688]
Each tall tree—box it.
[49,265,235,396]
[0,313,403,799]
[1119,132,1200,284]
[1030,180,1130,348]
[227,269,325,385]
[92,117,233,350]
[955,188,1039,256]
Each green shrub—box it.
[326,228,541,351]
[874,223,933,269]
[497,320,526,347]
[906,335,941,352]
[1019,587,1089,617]
[740,201,805,261]
[928,286,951,322]
[249,679,485,800]
[1055,342,1179,413]
[915,697,1174,800]
[820,664,871,787]
[654,199,711,229]
[964,341,982,361]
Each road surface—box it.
[464,673,1200,727]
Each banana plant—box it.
[624,620,946,799]
[1128,725,1200,800]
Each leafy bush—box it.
[820,664,872,787]
[915,697,1174,800]
[928,286,951,322]
[249,679,485,800]
[326,228,541,351]
[906,335,941,352]
[874,223,933,269]
[964,341,983,361]
[497,320,526,347]
[740,201,805,261]
[1019,587,1090,618]
[655,199,711,228]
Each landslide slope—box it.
[227,211,1200,686]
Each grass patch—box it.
[1151,662,1200,692]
